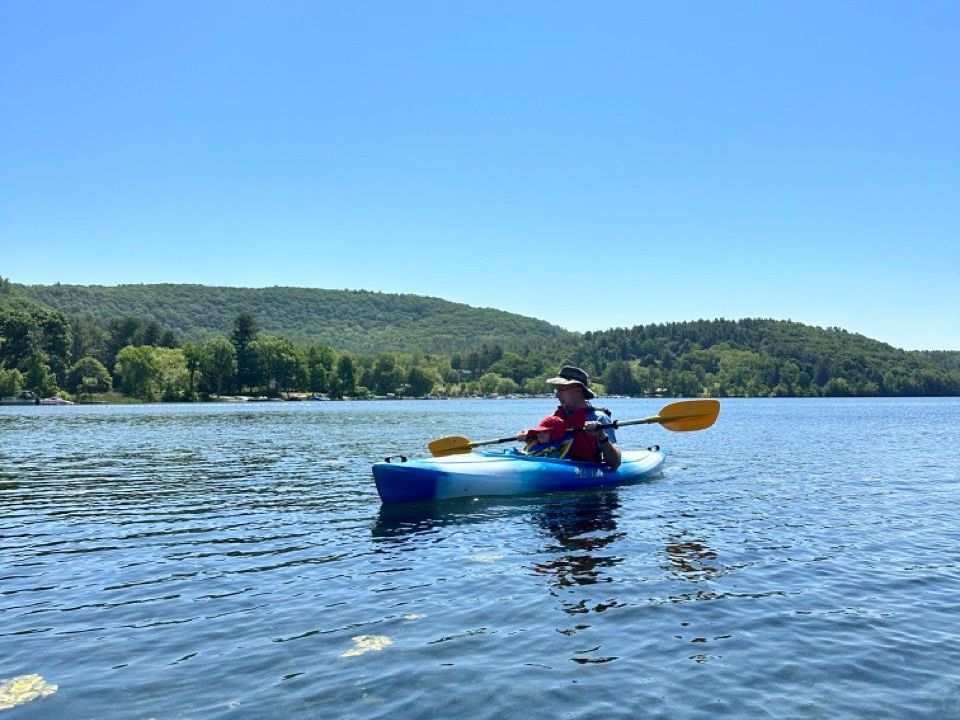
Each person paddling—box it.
[517,365,622,469]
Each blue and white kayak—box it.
[372,447,665,504]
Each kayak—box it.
[372,447,665,504]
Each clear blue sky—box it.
[2,2,958,350]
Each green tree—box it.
[669,369,701,397]
[365,354,405,395]
[0,310,34,366]
[478,372,502,395]
[308,363,327,394]
[495,376,520,395]
[327,373,343,399]
[114,346,188,401]
[632,363,659,396]
[67,356,112,396]
[823,377,854,397]
[182,342,204,400]
[115,346,161,400]
[602,361,640,395]
[487,352,541,385]
[231,312,259,392]
[0,366,25,397]
[251,335,301,394]
[335,354,357,396]
[155,348,189,401]
[406,366,438,397]
[306,345,335,393]
[24,349,58,396]
[0,307,71,387]
[38,310,72,385]
[103,317,177,371]
[70,314,110,365]
[522,375,548,395]
[769,359,802,396]
[201,335,237,396]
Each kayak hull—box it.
[372,448,665,504]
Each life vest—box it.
[521,436,574,459]
[554,405,613,462]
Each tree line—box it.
[0,306,462,401]
[3,285,959,401]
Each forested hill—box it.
[4,278,960,398]
[921,351,960,373]
[15,283,575,354]
[573,319,960,397]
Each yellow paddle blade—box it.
[654,399,720,432]
[428,435,473,457]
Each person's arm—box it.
[596,430,621,469]
[584,421,622,469]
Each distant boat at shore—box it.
[0,391,40,405]
[0,392,75,406]
[39,396,74,405]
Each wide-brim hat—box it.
[546,365,596,399]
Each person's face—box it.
[554,384,582,403]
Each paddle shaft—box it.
[428,399,720,456]
[442,421,636,452]
[436,424,619,455]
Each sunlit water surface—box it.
[2,398,960,718]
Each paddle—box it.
[428,399,720,457]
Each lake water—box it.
[2,398,960,718]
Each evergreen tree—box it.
[602,361,639,395]
[231,312,259,392]
[335,354,357,396]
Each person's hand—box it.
[516,430,529,442]
[583,421,607,439]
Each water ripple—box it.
[3,399,960,718]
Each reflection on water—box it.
[370,488,742,667]
[532,490,626,664]
[371,490,627,597]
[533,489,624,591]
[660,532,728,663]
[663,532,726,606]
[371,495,539,541]
[369,489,634,666]
[664,534,719,581]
